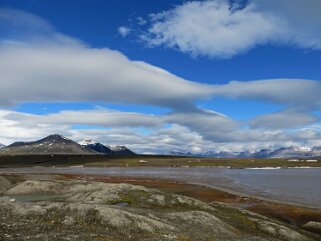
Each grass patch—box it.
[1,154,320,168]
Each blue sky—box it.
[0,0,321,153]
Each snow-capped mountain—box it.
[169,150,237,158]
[312,146,321,151]
[293,146,312,152]
[0,134,97,155]
[0,144,5,149]
[78,140,135,156]
[169,151,194,156]
[266,146,320,158]
[78,140,113,155]
[106,145,136,155]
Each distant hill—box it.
[0,135,97,155]
[170,145,321,158]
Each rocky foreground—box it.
[0,175,319,241]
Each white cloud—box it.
[140,0,321,58]
[0,40,214,109]
[212,79,321,109]
[118,26,131,37]
[0,9,214,109]
[136,17,147,26]
[0,8,82,47]
[1,108,238,143]
[250,109,320,130]
[0,110,71,145]
[164,109,240,142]
[4,109,163,128]
[0,8,53,36]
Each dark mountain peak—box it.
[7,135,71,148]
[169,151,193,156]
[40,134,72,143]
[1,134,97,155]
[8,142,27,148]
[107,145,136,155]
[78,140,135,156]
[312,146,321,151]
[86,143,113,155]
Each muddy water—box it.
[1,167,321,208]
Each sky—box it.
[0,0,321,154]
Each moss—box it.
[117,190,152,206]
[176,237,194,241]
[106,189,160,208]
[211,204,260,234]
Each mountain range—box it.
[169,145,321,158]
[1,135,321,158]
[0,135,135,156]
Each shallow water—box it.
[113,202,129,207]
[1,167,321,208]
[224,168,321,207]
[6,194,62,202]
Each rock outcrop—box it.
[0,177,317,241]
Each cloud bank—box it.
[140,0,321,58]
[1,109,321,154]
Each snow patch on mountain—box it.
[292,146,312,152]
[78,139,98,146]
[107,145,128,151]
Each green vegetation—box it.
[0,154,319,168]
[86,156,321,168]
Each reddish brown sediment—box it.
[54,173,321,229]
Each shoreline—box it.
[181,180,321,211]
[1,166,321,209]
[60,172,321,211]
[57,173,321,228]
